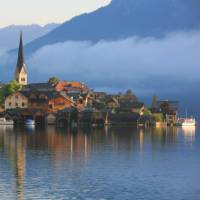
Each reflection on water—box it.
[182,126,196,144]
[0,126,199,200]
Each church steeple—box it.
[15,32,27,85]
[17,32,25,72]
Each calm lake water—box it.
[0,125,199,200]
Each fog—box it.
[26,31,200,93]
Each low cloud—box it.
[27,30,200,95]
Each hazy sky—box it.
[0,0,111,28]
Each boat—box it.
[24,119,35,126]
[0,118,14,125]
[177,118,197,127]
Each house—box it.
[48,92,76,113]
[94,92,107,100]
[105,96,120,111]
[27,91,76,113]
[119,102,145,115]
[118,93,138,103]
[153,100,179,124]
[5,92,28,110]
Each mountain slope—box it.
[0,23,58,51]
[24,0,200,55]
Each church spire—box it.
[16,31,25,72]
[15,32,27,85]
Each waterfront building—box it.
[15,32,27,85]
[118,102,145,115]
[152,100,179,124]
[27,91,75,113]
[5,92,28,110]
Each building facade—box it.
[5,92,28,110]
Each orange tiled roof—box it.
[56,81,88,91]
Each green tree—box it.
[4,80,22,96]
[143,107,152,116]
[48,76,60,85]
[0,89,5,105]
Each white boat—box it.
[24,119,35,126]
[0,118,14,125]
[177,118,197,127]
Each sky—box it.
[0,0,111,28]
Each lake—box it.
[0,125,199,200]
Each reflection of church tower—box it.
[15,32,27,85]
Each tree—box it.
[0,89,4,105]
[143,107,152,116]
[4,80,22,96]
[126,89,133,96]
[0,80,21,106]
[48,77,60,85]
[152,113,164,122]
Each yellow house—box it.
[5,92,28,110]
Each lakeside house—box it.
[5,92,28,110]
[151,100,179,125]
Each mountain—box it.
[0,23,58,51]
[24,0,200,55]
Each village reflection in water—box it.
[0,125,197,200]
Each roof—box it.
[22,90,74,104]
[5,91,28,99]
[22,83,55,92]
[118,94,138,102]
[56,81,89,92]
[156,100,179,111]
[119,102,144,109]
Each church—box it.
[15,32,27,85]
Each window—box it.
[30,94,37,99]
[39,94,47,99]
[49,104,53,109]
[22,102,25,107]
[9,102,12,107]
[15,103,18,107]
[21,78,26,82]
[15,95,18,99]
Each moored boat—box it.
[24,119,35,126]
[177,118,197,127]
[0,118,14,125]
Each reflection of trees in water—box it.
[150,127,178,150]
